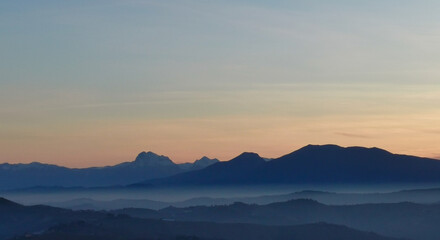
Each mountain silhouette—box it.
[0,152,217,190]
[115,198,440,240]
[4,144,440,190]
[14,221,401,240]
[148,152,266,185]
[179,156,220,171]
[42,187,440,211]
[144,144,440,186]
[0,197,401,240]
[131,151,177,167]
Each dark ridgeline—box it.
[143,144,440,186]
[0,197,400,240]
[114,198,440,240]
[43,187,440,211]
[3,144,440,191]
[0,152,218,190]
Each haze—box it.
[1,0,440,167]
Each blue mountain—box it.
[0,152,218,190]
[144,144,440,186]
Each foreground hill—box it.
[0,152,218,190]
[0,198,398,240]
[114,199,440,240]
[143,144,440,186]
[13,220,399,240]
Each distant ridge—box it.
[179,156,220,170]
[0,152,218,190]
[4,144,440,190]
[142,144,440,186]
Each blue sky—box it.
[1,0,440,167]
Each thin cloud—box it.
[335,132,375,139]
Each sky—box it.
[1,0,440,167]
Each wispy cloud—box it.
[335,132,375,139]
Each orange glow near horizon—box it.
[2,1,440,168]
[2,111,440,168]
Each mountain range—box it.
[143,144,440,186]
[3,144,440,190]
[0,197,402,240]
[112,198,440,240]
[0,152,218,190]
[41,188,440,211]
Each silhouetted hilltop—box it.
[179,156,220,171]
[144,144,440,186]
[149,152,266,185]
[131,151,177,167]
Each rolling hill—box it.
[114,198,440,240]
[0,197,399,240]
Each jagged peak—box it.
[133,151,175,166]
[136,151,160,158]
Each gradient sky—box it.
[1,0,440,167]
